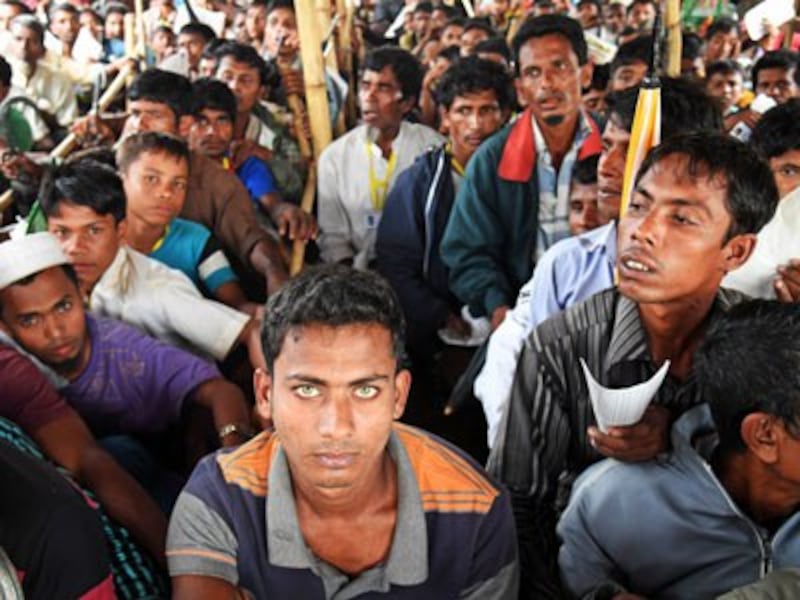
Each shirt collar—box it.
[603,288,743,374]
[497,108,602,183]
[92,246,129,297]
[267,429,428,588]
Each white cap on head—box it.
[0,232,68,290]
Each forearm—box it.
[248,239,289,294]
[78,445,168,567]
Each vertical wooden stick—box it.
[291,0,334,275]
[665,0,682,77]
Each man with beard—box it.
[440,15,602,331]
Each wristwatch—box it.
[217,422,255,442]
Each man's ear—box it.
[178,115,195,139]
[580,60,594,91]
[116,217,127,241]
[722,233,757,274]
[400,94,418,116]
[740,412,779,464]
[253,367,274,423]
[439,106,450,134]
[392,368,411,420]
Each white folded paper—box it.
[581,358,671,433]
[437,305,492,348]
[744,0,795,41]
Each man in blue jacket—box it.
[376,57,514,360]
[440,15,602,330]
[559,300,800,598]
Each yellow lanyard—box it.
[366,142,397,211]
[151,225,170,253]
[446,143,466,176]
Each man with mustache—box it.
[166,266,519,598]
[488,130,778,597]
[440,15,602,332]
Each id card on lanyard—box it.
[366,141,398,213]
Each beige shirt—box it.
[317,121,444,269]
[8,57,78,127]
[91,246,249,361]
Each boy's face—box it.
[104,12,124,40]
[568,182,600,235]
[440,23,463,47]
[441,89,505,163]
[122,150,189,228]
[216,56,264,114]
[460,26,489,56]
[769,149,800,199]
[177,31,205,69]
[597,116,631,222]
[705,29,739,62]
[151,29,175,56]
[51,8,79,44]
[577,1,599,28]
[189,107,234,159]
[603,3,625,33]
[705,70,742,113]
[412,9,431,36]
[245,5,266,42]
[756,67,799,105]
[617,153,752,305]
[582,87,607,115]
[47,202,124,294]
[264,6,297,57]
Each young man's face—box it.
[121,150,189,228]
[460,27,489,57]
[104,12,124,40]
[0,3,23,32]
[177,31,205,69]
[255,323,409,496]
[0,266,89,376]
[216,55,264,114]
[769,149,800,199]
[705,70,742,114]
[597,116,631,222]
[411,9,431,36]
[441,89,505,163]
[568,181,600,235]
[627,1,655,30]
[47,203,124,294]
[705,29,739,62]
[9,23,44,64]
[609,61,648,92]
[577,1,599,29]
[756,67,799,105]
[151,29,175,57]
[189,107,234,159]
[603,3,625,33]
[245,5,266,42]
[516,33,591,129]
[50,8,79,44]
[617,153,752,305]
[125,99,180,137]
[431,8,448,30]
[359,66,413,133]
[263,6,297,58]
[582,87,607,115]
[80,11,102,40]
[440,23,463,47]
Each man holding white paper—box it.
[487,132,778,598]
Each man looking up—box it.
[559,300,800,598]
[166,265,519,598]
[317,46,444,270]
[475,77,725,447]
[489,131,778,597]
[377,57,514,361]
[440,15,602,330]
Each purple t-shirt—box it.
[63,315,220,436]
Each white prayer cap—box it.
[0,232,68,290]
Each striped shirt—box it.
[486,286,744,598]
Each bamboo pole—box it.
[665,0,682,77]
[0,63,135,214]
[290,0,333,275]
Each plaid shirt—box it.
[532,112,594,261]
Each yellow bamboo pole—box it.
[0,63,135,214]
[665,0,682,77]
[291,0,333,275]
